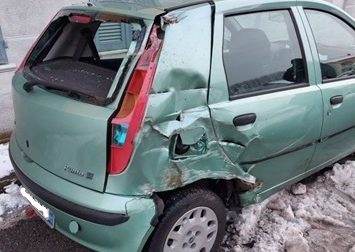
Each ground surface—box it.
[0,218,90,252]
[221,162,355,252]
[1,143,354,252]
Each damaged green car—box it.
[9,0,355,251]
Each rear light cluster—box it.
[108,25,163,174]
[68,14,93,24]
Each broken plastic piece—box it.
[113,124,129,147]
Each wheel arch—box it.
[150,177,256,228]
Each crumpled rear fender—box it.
[105,5,256,195]
[106,101,256,195]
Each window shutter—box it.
[94,23,132,52]
[0,26,8,65]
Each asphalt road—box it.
[0,217,91,252]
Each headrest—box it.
[230,28,271,53]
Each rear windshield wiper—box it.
[23,80,106,105]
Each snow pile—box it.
[331,163,355,200]
[0,183,29,230]
[0,143,13,179]
[0,141,354,250]
[0,143,29,229]
[222,161,355,252]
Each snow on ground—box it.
[222,161,355,252]
[0,182,29,230]
[0,141,354,250]
[0,143,13,179]
[0,143,29,229]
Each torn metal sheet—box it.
[219,141,246,164]
[106,106,256,195]
[151,107,209,139]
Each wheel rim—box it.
[163,206,219,252]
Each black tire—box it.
[145,188,226,252]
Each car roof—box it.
[77,0,216,19]
[88,0,214,12]
[77,0,349,21]
[88,0,336,12]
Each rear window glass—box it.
[24,12,144,105]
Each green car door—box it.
[299,6,355,171]
[208,3,323,203]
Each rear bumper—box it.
[12,157,129,226]
[9,134,156,252]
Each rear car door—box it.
[300,8,355,170]
[209,5,323,200]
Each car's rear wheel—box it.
[146,188,226,252]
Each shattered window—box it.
[23,13,143,105]
[223,10,307,98]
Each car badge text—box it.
[64,165,94,180]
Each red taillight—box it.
[69,14,93,24]
[108,25,163,174]
[16,12,60,73]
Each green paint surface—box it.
[10,0,355,251]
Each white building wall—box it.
[325,0,355,16]
[0,0,79,133]
[0,0,79,66]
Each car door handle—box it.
[233,113,257,127]
[330,95,343,105]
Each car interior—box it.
[25,15,134,99]
[223,11,307,96]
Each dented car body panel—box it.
[106,0,354,200]
[9,0,355,251]
[208,1,325,204]
[106,4,256,195]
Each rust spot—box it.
[237,179,262,192]
[164,163,183,188]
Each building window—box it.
[0,26,8,65]
[93,22,132,53]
